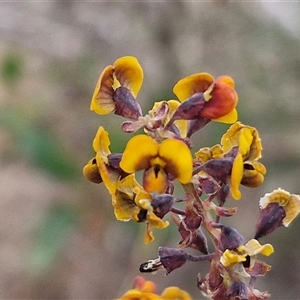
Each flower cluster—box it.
[83,56,300,299]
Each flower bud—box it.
[201,157,233,181]
[254,202,285,239]
[151,194,175,219]
[158,247,188,274]
[169,92,206,122]
[187,118,211,137]
[215,224,247,251]
[113,87,142,119]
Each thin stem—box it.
[170,207,186,216]
[187,253,215,262]
[182,183,220,249]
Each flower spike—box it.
[84,56,300,300]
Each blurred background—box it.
[0,2,300,299]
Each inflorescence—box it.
[83,56,300,300]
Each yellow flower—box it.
[112,174,169,243]
[83,126,120,194]
[259,188,300,227]
[160,287,192,300]
[116,277,192,300]
[90,56,143,119]
[120,135,193,193]
[173,72,238,123]
[112,174,141,222]
[220,239,274,268]
[221,122,266,200]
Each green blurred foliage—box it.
[27,204,78,274]
[1,52,24,87]
[0,109,79,180]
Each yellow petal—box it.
[117,174,143,195]
[259,188,300,227]
[260,188,291,208]
[95,151,117,195]
[238,128,254,157]
[220,249,246,267]
[112,190,139,221]
[158,139,193,184]
[144,212,169,244]
[244,239,274,256]
[143,165,168,194]
[241,169,265,188]
[120,135,159,173]
[161,287,192,300]
[117,289,162,300]
[213,108,238,124]
[195,145,223,163]
[82,158,102,184]
[114,56,144,97]
[112,175,142,221]
[166,100,189,137]
[90,65,116,114]
[230,152,244,200]
[282,193,300,227]
[145,223,155,244]
[92,126,111,156]
[167,99,181,112]
[221,123,263,161]
[173,73,214,101]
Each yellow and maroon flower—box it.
[119,135,193,193]
[255,188,300,239]
[259,188,300,226]
[221,122,266,200]
[90,56,143,119]
[172,72,238,123]
[220,239,274,269]
[112,174,169,243]
[83,126,123,194]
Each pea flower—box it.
[170,72,238,124]
[221,122,266,200]
[120,135,193,193]
[90,56,143,119]
[255,188,300,238]
[112,174,170,243]
[83,126,125,194]
[220,239,274,269]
